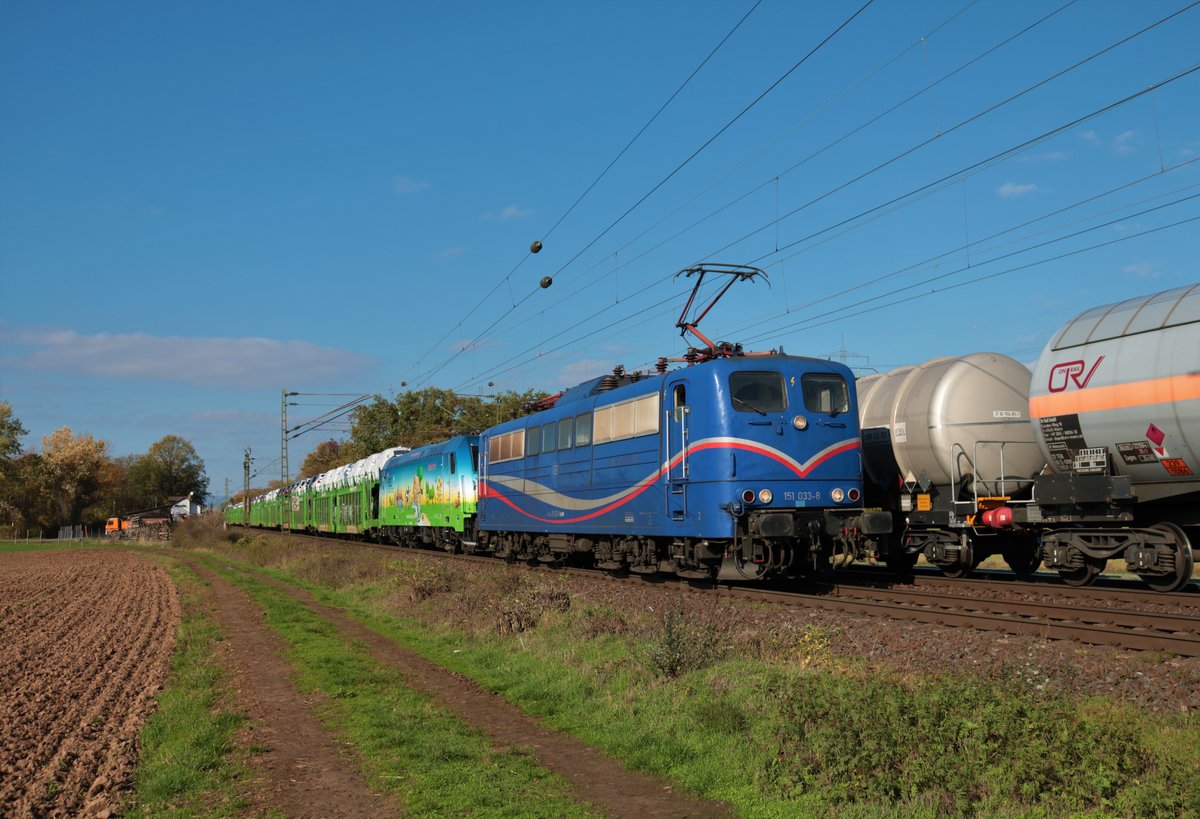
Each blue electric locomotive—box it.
[476,354,890,579]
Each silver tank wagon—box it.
[1027,284,1199,590]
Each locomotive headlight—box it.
[793,415,808,430]
[831,487,845,503]
[758,489,773,504]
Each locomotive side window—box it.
[801,372,850,415]
[575,412,592,446]
[729,372,787,413]
[449,453,456,474]
[612,401,636,439]
[593,406,613,444]
[488,429,526,463]
[542,422,557,453]
[525,427,540,456]
[558,417,574,450]
[673,384,686,408]
[635,392,659,436]
[593,395,659,444]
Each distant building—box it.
[170,493,204,522]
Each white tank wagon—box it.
[857,354,1044,577]
[1026,284,1199,591]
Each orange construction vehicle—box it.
[104,517,129,538]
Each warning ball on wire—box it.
[540,276,553,289]
[530,240,543,254]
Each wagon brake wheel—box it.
[1140,522,1195,593]
[938,539,977,579]
[1058,555,1104,587]
[1003,547,1042,578]
[884,550,918,575]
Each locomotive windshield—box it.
[729,372,787,413]
[801,372,850,416]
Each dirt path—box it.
[0,550,179,818]
[215,559,733,818]
[182,559,404,818]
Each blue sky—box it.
[2,0,1198,501]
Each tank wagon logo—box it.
[1047,356,1105,393]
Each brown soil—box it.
[180,558,404,818]
[189,556,731,818]
[0,550,180,818]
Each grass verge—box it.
[185,529,1200,818]
[128,557,248,817]
[198,554,598,817]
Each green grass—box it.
[128,558,249,817]
[0,539,106,553]
[198,555,599,818]
[181,533,1200,817]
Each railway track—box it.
[235,527,1200,658]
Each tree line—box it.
[0,401,209,537]
[231,387,548,503]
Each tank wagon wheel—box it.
[1141,522,1195,593]
[1003,548,1042,578]
[884,551,918,575]
[1058,556,1105,587]
[938,540,978,579]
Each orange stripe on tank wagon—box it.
[1029,373,1200,418]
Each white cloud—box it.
[1111,130,1138,157]
[394,176,430,194]
[1079,129,1102,145]
[4,328,374,388]
[437,246,466,259]
[555,358,611,386]
[1122,261,1160,279]
[484,204,532,221]
[997,182,1038,199]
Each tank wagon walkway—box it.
[183,555,731,818]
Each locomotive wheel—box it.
[1140,522,1195,593]
[1003,548,1042,578]
[1059,555,1105,587]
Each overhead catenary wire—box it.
[459,118,1200,389]
[739,192,1200,345]
[475,194,1200,389]
[406,0,766,379]
[422,3,1194,389]
[411,0,879,389]
[441,57,1200,389]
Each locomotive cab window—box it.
[801,372,850,416]
[729,372,787,413]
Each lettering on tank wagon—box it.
[1047,356,1105,393]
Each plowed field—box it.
[0,550,180,817]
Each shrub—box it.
[643,599,731,678]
